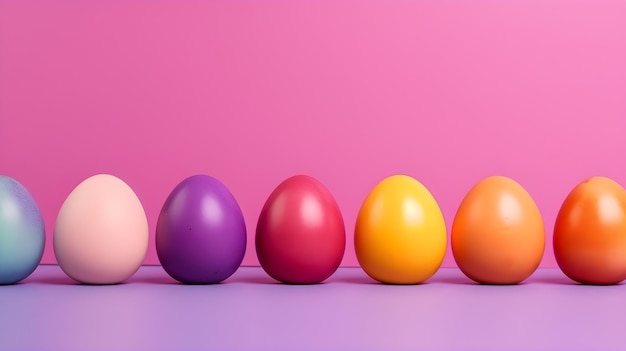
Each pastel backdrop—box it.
[1,0,624,267]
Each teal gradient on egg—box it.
[0,176,45,284]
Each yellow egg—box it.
[355,175,447,284]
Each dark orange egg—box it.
[554,177,626,284]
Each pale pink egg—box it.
[54,174,148,284]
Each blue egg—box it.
[0,176,45,284]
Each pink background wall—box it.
[1,0,624,267]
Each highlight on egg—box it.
[451,176,545,284]
[256,175,346,284]
[553,176,626,285]
[156,175,247,284]
[354,175,447,284]
[0,175,45,284]
[54,174,148,284]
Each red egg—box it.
[256,175,345,284]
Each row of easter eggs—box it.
[1,173,625,285]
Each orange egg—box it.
[451,176,545,284]
[553,177,626,285]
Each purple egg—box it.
[156,175,246,284]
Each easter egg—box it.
[0,176,45,284]
[451,176,544,284]
[156,175,246,284]
[554,177,626,284]
[54,174,148,284]
[256,175,345,284]
[355,175,447,284]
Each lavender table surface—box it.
[1,265,624,351]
